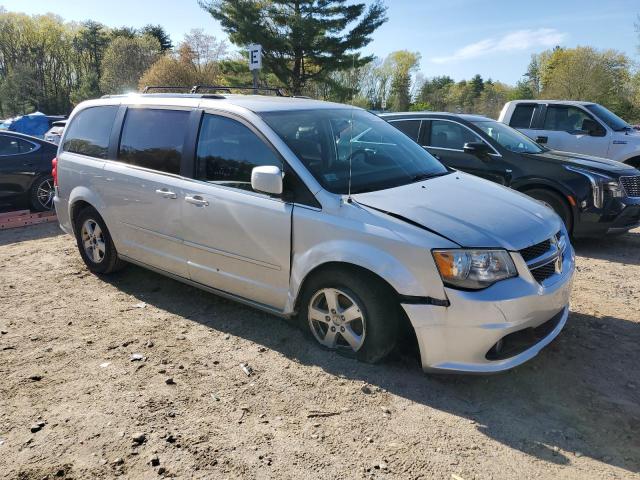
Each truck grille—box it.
[519,231,565,285]
[620,176,640,197]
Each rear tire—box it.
[525,188,573,234]
[74,206,126,274]
[29,175,55,211]
[298,267,398,364]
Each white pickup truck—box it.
[499,100,640,168]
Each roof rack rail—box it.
[142,86,192,93]
[190,85,287,96]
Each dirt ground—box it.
[0,223,638,480]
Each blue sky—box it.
[1,0,638,84]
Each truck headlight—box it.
[432,249,517,290]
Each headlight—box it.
[432,249,517,290]
[564,166,623,208]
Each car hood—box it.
[352,172,562,251]
[534,150,638,175]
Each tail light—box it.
[52,157,58,186]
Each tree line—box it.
[1,2,640,123]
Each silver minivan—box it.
[53,92,575,373]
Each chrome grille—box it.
[519,231,564,285]
[620,176,640,197]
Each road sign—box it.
[248,44,262,71]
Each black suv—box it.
[381,112,640,237]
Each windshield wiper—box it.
[410,171,449,183]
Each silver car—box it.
[44,120,67,145]
[53,93,575,373]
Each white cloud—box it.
[430,28,567,64]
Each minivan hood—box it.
[352,172,562,251]
[536,150,637,175]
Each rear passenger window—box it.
[390,120,421,141]
[16,138,36,153]
[0,136,21,155]
[510,104,536,128]
[63,106,118,159]
[0,136,36,155]
[196,114,282,191]
[118,109,189,175]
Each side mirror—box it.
[463,141,492,159]
[581,119,606,137]
[251,165,283,195]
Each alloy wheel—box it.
[36,178,55,210]
[308,288,366,352]
[81,219,106,264]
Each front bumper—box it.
[403,244,575,373]
[573,196,640,237]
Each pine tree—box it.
[200,0,387,94]
[141,24,174,52]
[470,74,484,97]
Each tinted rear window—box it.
[63,106,118,158]
[118,109,190,175]
[509,104,536,129]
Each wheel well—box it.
[295,262,399,310]
[70,200,93,233]
[294,262,419,354]
[517,184,574,232]
[624,156,640,169]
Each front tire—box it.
[526,188,573,234]
[74,207,126,274]
[298,268,398,364]
[29,175,55,211]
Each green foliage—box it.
[532,46,636,120]
[0,12,78,115]
[200,0,388,94]
[139,32,234,90]
[100,36,161,94]
[0,63,39,116]
[509,80,535,101]
[470,74,484,97]
[70,72,100,106]
[409,101,432,112]
[386,50,420,111]
[141,24,173,52]
[417,76,454,111]
[110,26,138,39]
[74,21,110,80]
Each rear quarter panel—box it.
[55,152,107,235]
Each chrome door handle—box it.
[185,195,209,206]
[155,188,177,199]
